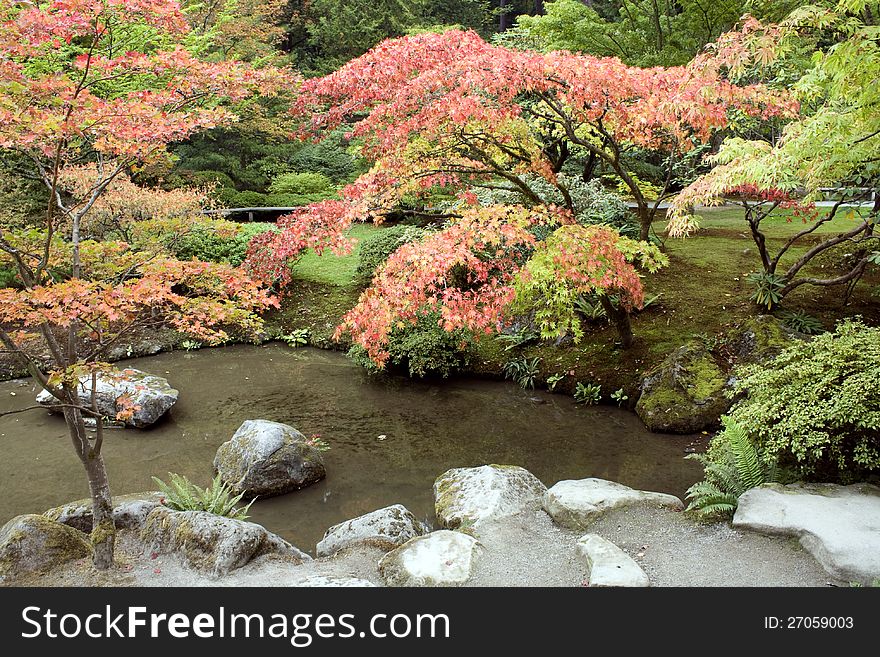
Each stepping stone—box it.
[378,530,481,587]
[434,465,547,530]
[543,478,683,530]
[316,504,424,557]
[733,482,880,585]
[577,534,649,587]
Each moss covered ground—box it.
[266,207,880,403]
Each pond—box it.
[0,345,703,553]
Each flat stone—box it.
[316,504,424,557]
[140,507,311,577]
[292,576,378,587]
[214,419,326,498]
[0,515,91,583]
[378,530,481,587]
[543,478,683,530]
[36,368,178,428]
[44,492,164,533]
[434,464,547,530]
[733,482,880,584]
[577,534,649,587]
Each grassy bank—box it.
[272,207,879,403]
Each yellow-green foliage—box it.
[730,319,880,480]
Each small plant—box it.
[610,387,628,406]
[776,309,825,335]
[152,473,255,520]
[496,325,540,351]
[280,328,310,347]
[546,372,565,392]
[574,294,607,321]
[748,271,786,310]
[306,433,331,452]
[180,339,202,351]
[502,356,542,389]
[574,381,602,405]
[685,418,778,520]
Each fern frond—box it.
[725,419,766,493]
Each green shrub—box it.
[152,473,255,519]
[229,190,268,208]
[502,356,542,389]
[269,172,334,195]
[171,222,275,266]
[348,312,469,378]
[728,319,880,481]
[0,265,21,289]
[355,225,426,282]
[574,381,602,405]
[178,169,237,190]
[776,309,825,335]
[685,417,780,520]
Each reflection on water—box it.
[0,345,702,552]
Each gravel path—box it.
[8,505,838,587]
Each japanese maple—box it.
[0,1,288,568]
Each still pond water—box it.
[0,345,703,552]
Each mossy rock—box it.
[0,514,92,583]
[635,341,732,434]
[729,315,801,365]
[44,492,164,533]
[140,507,311,576]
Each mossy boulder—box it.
[635,341,732,433]
[434,464,547,531]
[729,314,802,365]
[316,504,424,557]
[0,514,91,583]
[378,530,481,587]
[44,492,164,533]
[140,506,311,576]
[214,419,326,498]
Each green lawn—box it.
[290,223,381,286]
[659,204,871,238]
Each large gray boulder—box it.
[0,515,91,583]
[214,420,326,498]
[316,504,424,557]
[635,342,732,433]
[733,482,880,585]
[577,534,649,587]
[434,465,547,530]
[378,530,481,587]
[543,478,683,530]
[36,368,178,428]
[140,506,311,576]
[44,492,164,533]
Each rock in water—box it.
[577,534,649,587]
[214,419,326,498]
[733,482,880,585]
[0,515,91,583]
[44,492,164,533]
[635,341,732,433]
[543,478,683,530]
[36,368,178,429]
[434,464,547,530]
[378,530,481,587]
[316,504,424,557]
[141,506,311,576]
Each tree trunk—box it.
[64,405,115,569]
[599,295,634,348]
[638,204,651,242]
[499,0,512,31]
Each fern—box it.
[685,418,778,521]
[153,473,255,520]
